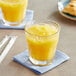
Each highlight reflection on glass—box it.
[25,21,60,66]
[0,0,28,26]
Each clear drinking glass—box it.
[25,21,60,66]
[0,0,28,26]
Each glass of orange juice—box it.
[25,21,60,66]
[0,0,28,26]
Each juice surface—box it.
[0,0,28,22]
[25,24,59,61]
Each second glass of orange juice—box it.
[0,0,28,26]
[25,21,60,66]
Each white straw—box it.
[0,35,10,48]
[0,36,17,63]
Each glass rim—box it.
[25,20,60,38]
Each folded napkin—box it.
[0,10,34,29]
[13,50,70,74]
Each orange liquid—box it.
[25,24,59,61]
[0,0,28,22]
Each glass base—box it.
[29,57,52,66]
[2,19,24,26]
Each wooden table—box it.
[0,0,76,76]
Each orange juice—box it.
[0,0,28,22]
[25,23,60,64]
